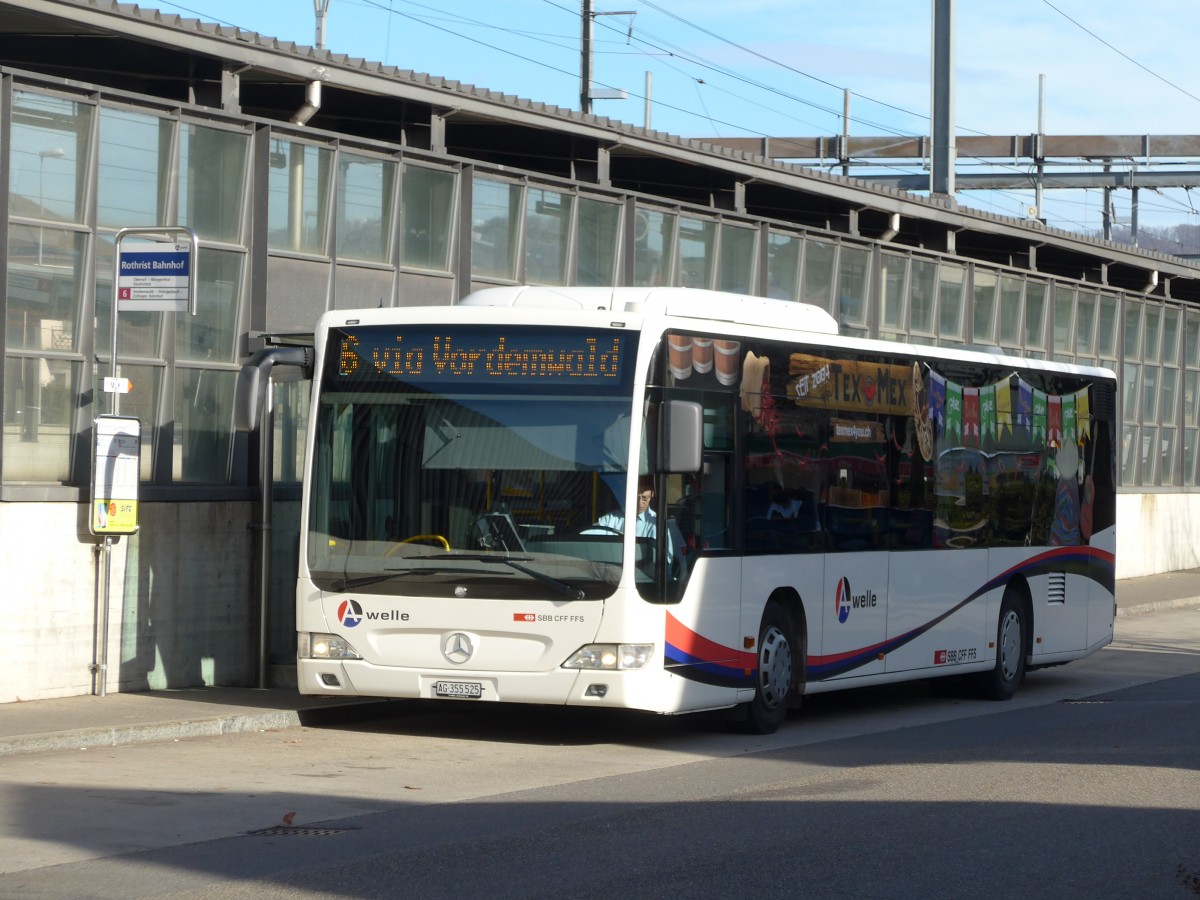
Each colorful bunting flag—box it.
[1048,394,1062,446]
[1032,389,1047,442]
[1075,387,1090,443]
[995,380,1013,437]
[1017,379,1032,434]
[963,387,980,446]
[929,371,946,437]
[1061,393,1076,448]
[980,384,996,444]
[946,380,962,442]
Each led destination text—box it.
[338,332,624,382]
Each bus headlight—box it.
[562,644,653,670]
[300,632,361,660]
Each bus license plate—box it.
[434,680,482,699]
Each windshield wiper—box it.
[331,564,492,590]
[329,555,585,600]
[498,558,585,600]
[329,573,399,591]
[439,553,586,600]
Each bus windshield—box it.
[306,324,646,600]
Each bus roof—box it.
[456,286,840,336]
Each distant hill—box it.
[1099,224,1200,259]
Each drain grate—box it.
[1060,698,1113,704]
[245,825,359,837]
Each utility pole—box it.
[581,0,593,114]
[930,0,955,200]
[1034,74,1045,222]
[314,0,330,50]
[580,1,633,115]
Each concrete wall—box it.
[1116,493,1200,578]
[1,501,257,703]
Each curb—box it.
[1116,597,1200,617]
[0,710,307,758]
[0,699,396,759]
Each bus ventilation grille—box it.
[1047,572,1067,604]
[1091,381,1117,420]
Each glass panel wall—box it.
[997,275,1023,350]
[837,245,870,333]
[1185,313,1200,484]
[268,139,332,254]
[9,92,91,226]
[1075,290,1098,363]
[576,196,620,286]
[273,381,311,484]
[400,162,455,271]
[1162,304,1181,483]
[715,224,753,294]
[337,152,396,263]
[2,358,80,481]
[98,107,169,228]
[766,231,801,301]
[879,251,908,338]
[1024,282,1047,356]
[937,263,965,343]
[1122,299,1143,485]
[1052,285,1076,361]
[1097,293,1120,361]
[3,243,84,480]
[909,258,937,337]
[972,268,997,344]
[172,368,237,482]
[525,185,572,285]
[718,223,756,294]
[679,216,716,288]
[801,238,836,313]
[472,176,522,280]
[180,123,248,244]
[633,207,674,286]
[177,248,243,365]
[173,249,244,484]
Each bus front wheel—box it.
[738,602,795,734]
[973,586,1026,701]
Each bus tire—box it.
[738,601,795,734]
[973,585,1026,701]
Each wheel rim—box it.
[998,609,1022,682]
[758,624,793,710]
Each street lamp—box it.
[37,147,65,266]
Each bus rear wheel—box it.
[973,586,1026,701]
[738,602,795,734]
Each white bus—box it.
[273,286,1117,733]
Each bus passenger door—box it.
[818,553,888,683]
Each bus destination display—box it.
[334,327,628,387]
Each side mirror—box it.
[233,363,264,433]
[660,399,702,473]
[233,347,314,433]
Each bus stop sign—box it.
[116,234,195,313]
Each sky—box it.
[152,0,1200,244]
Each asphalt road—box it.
[2,605,1198,899]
